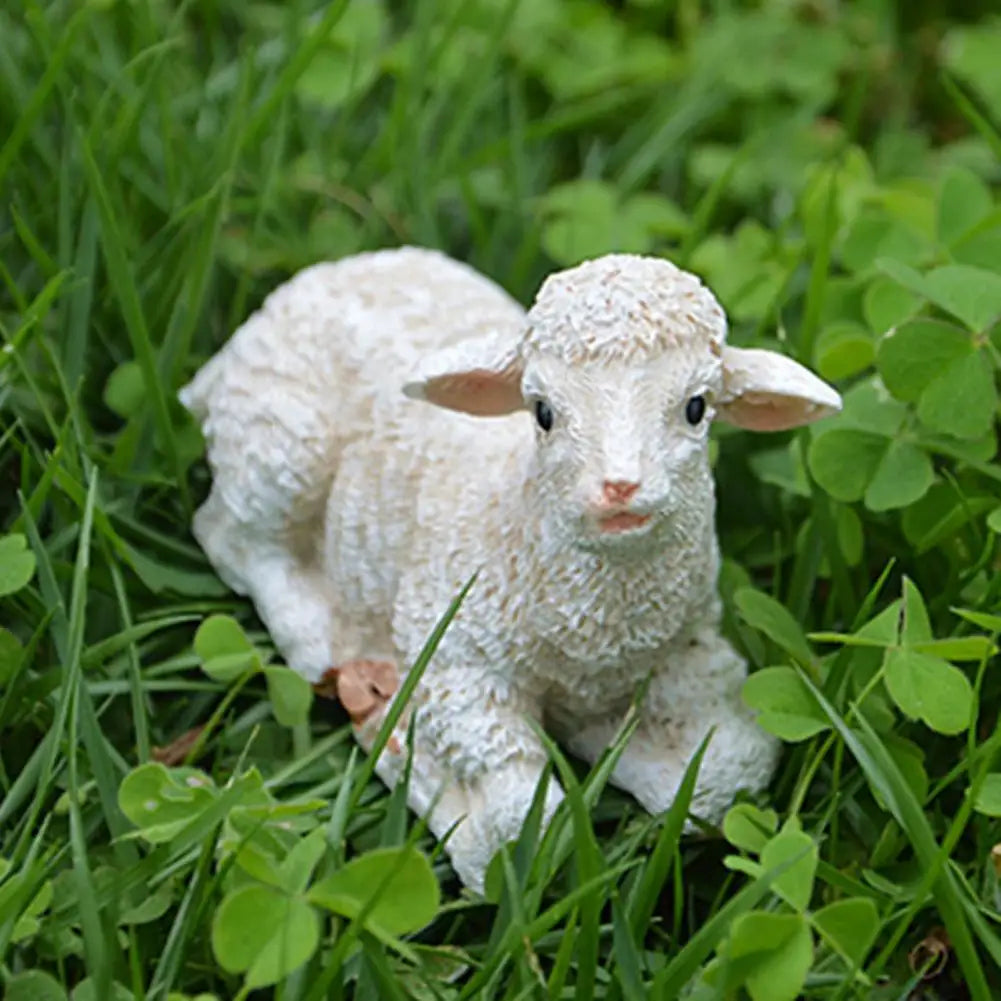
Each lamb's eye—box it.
[535,400,554,432]
[685,395,706,426]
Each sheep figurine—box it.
[180,247,841,890]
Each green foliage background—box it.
[2,1,1001,999]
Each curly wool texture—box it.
[181,246,839,890]
[523,254,727,364]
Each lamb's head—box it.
[404,254,841,555]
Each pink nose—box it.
[602,480,640,505]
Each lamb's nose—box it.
[602,480,640,505]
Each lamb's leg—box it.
[352,672,564,892]
[184,308,352,680]
[248,554,343,681]
[552,632,779,826]
[315,658,402,751]
[192,490,339,681]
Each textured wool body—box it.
[180,247,829,890]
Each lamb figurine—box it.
[180,247,841,890]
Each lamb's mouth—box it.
[597,512,652,534]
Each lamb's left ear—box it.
[402,331,524,416]
[717,346,842,431]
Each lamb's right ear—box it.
[403,331,524,416]
[717,346,842,431]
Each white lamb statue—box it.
[180,247,841,890]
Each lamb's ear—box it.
[717,346,842,431]
[402,331,524,416]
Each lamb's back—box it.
[180,247,525,531]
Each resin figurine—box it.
[180,247,841,890]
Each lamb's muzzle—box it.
[180,246,842,891]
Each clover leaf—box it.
[0,534,37,597]
[808,378,935,510]
[876,318,996,439]
[211,885,319,988]
[813,897,879,967]
[308,845,439,942]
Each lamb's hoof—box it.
[314,659,399,727]
[313,668,341,700]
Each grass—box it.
[2,1,1001,999]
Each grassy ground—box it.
[3,1,1001,999]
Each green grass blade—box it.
[0,6,89,187]
[78,132,190,512]
[804,676,993,1001]
[942,71,1001,162]
[626,731,710,942]
[611,892,647,1000]
[345,573,477,820]
[65,471,114,995]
